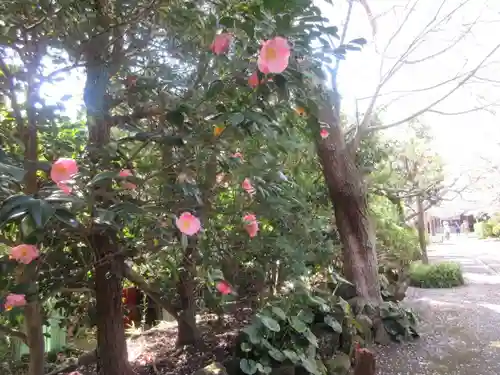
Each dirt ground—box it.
[74,305,253,375]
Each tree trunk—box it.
[315,104,382,304]
[24,302,45,375]
[92,231,133,375]
[123,265,179,320]
[85,56,133,374]
[24,71,45,375]
[176,246,201,346]
[416,195,429,264]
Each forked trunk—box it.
[315,104,382,304]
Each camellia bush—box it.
[0,1,422,375]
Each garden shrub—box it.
[380,302,419,342]
[231,280,365,375]
[409,261,464,288]
[492,223,500,237]
[371,196,420,302]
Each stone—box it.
[374,323,391,345]
[325,353,351,375]
[271,364,296,375]
[194,362,228,375]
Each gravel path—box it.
[375,237,500,375]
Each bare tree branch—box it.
[368,42,500,132]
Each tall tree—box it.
[312,0,500,303]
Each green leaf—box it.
[240,341,252,352]
[282,349,299,363]
[0,207,28,229]
[206,80,224,99]
[166,109,185,126]
[244,111,271,127]
[109,202,145,215]
[228,112,245,126]
[45,192,83,204]
[240,359,257,375]
[257,314,280,332]
[256,363,272,374]
[20,215,36,238]
[88,171,119,186]
[323,26,339,38]
[219,16,236,28]
[268,347,285,362]
[181,234,188,250]
[0,195,34,222]
[289,316,307,333]
[271,306,287,320]
[349,37,367,46]
[303,329,318,347]
[324,315,343,333]
[300,357,319,374]
[0,162,25,181]
[27,199,55,229]
[325,353,351,375]
[54,209,79,228]
[297,308,314,323]
[242,325,261,345]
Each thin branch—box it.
[0,56,25,134]
[0,324,28,344]
[369,42,500,132]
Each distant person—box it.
[443,221,451,240]
[455,222,461,236]
[461,220,470,235]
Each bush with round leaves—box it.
[232,280,366,375]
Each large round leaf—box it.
[240,359,257,375]
[257,314,280,332]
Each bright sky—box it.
[41,0,500,213]
[318,0,500,213]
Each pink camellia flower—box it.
[320,129,329,139]
[119,169,137,190]
[68,372,83,375]
[57,182,72,194]
[216,281,232,295]
[176,212,202,236]
[211,33,232,55]
[248,71,260,88]
[258,37,291,74]
[232,152,244,160]
[243,213,259,238]
[9,244,39,264]
[242,178,255,196]
[4,293,26,311]
[50,158,78,184]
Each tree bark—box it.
[176,245,201,346]
[23,302,45,375]
[84,59,133,375]
[416,195,429,264]
[23,59,45,375]
[91,231,133,375]
[123,265,179,320]
[315,104,382,304]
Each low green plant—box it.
[409,261,464,288]
[380,302,419,342]
[234,280,363,375]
